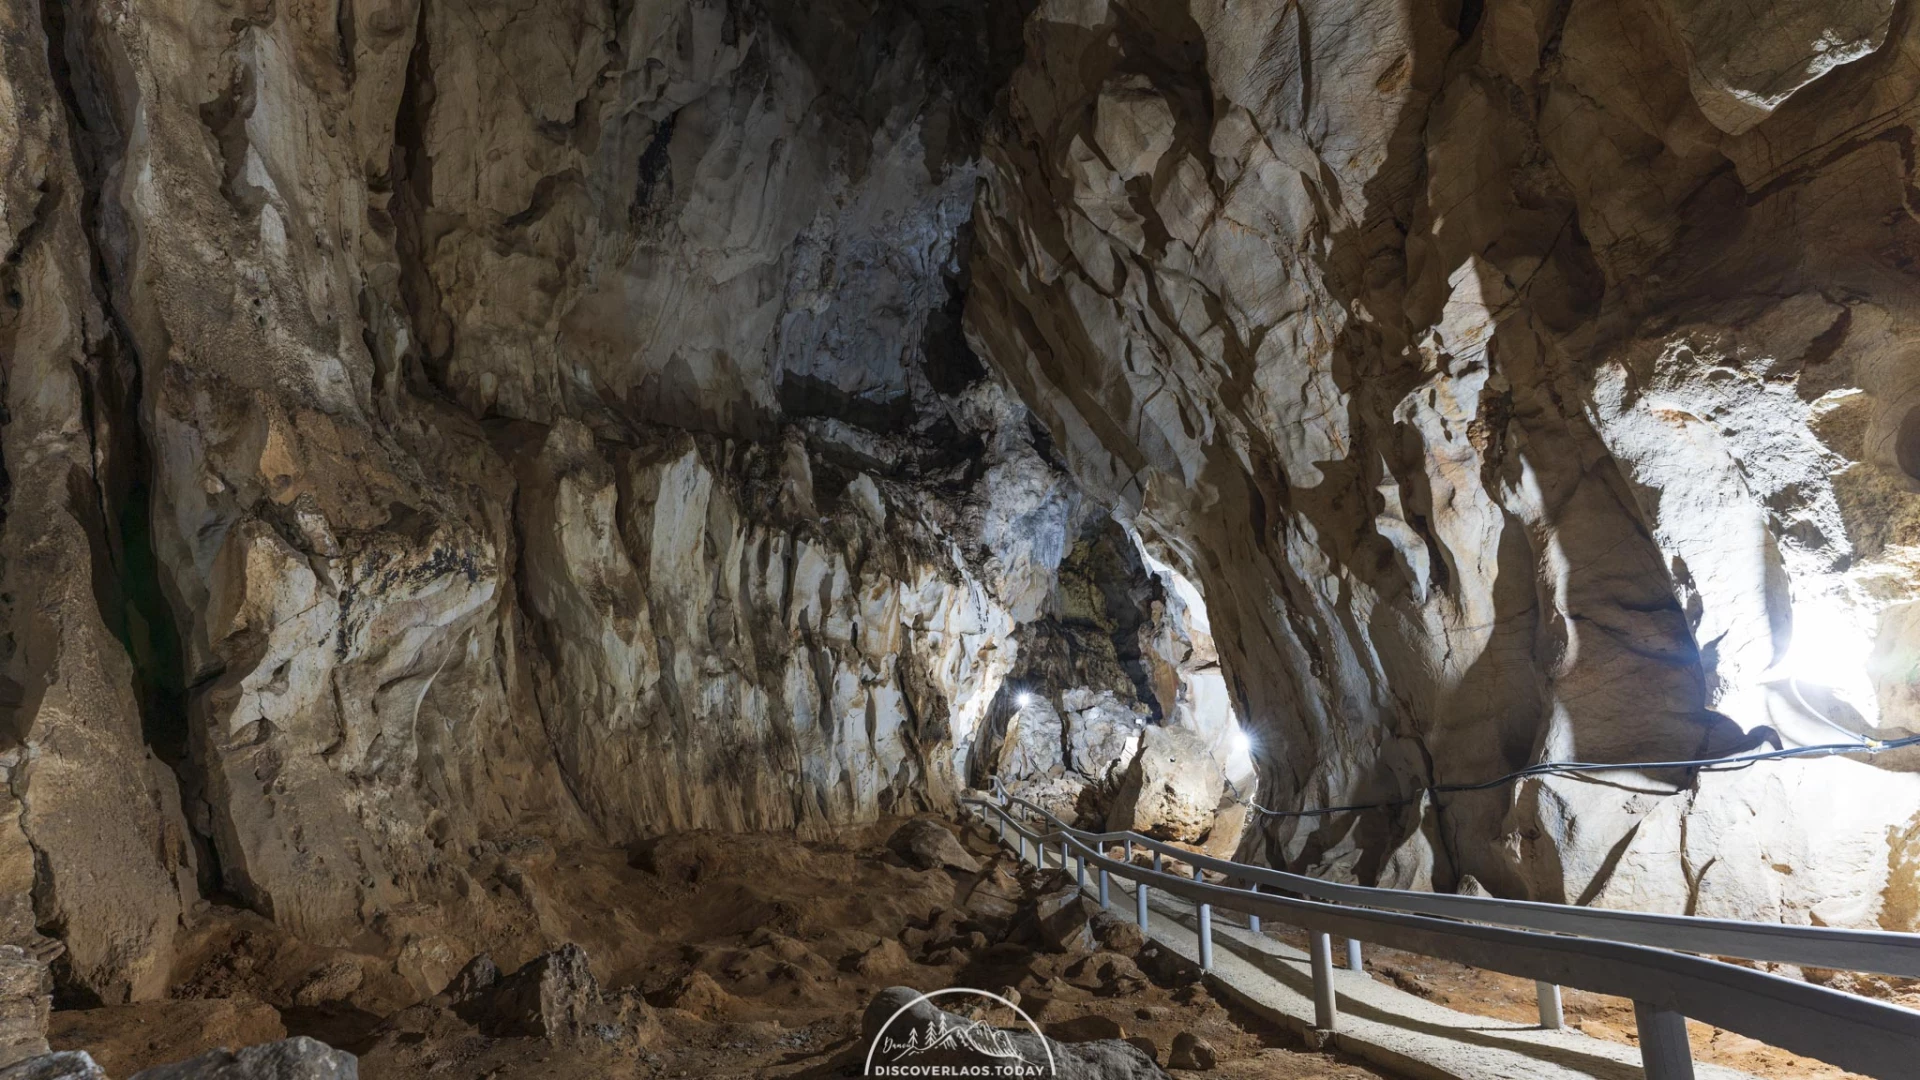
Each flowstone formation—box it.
[967,0,1920,921]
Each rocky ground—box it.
[30,817,1387,1080]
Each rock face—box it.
[967,0,1920,922]
[0,0,1090,1013]
[972,520,1245,827]
[8,0,1920,1047]
[1106,726,1227,843]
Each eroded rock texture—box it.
[8,0,1920,1043]
[968,0,1920,922]
[0,0,1129,1010]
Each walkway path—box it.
[1025,841,1763,1080]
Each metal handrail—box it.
[993,785,1920,979]
[963,792,1920,1080]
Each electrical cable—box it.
[1781,674,1875,746]
[1225,731,1920,820]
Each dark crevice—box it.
[36,0,215,908]
[390,0,456,400]
[628,109,679,229]
[1456,0,1485,40]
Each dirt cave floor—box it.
[47,817,1389,1079]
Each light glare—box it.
[1016,692,1034,709]
[1777,595,1878,725]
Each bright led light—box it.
[1231,728,1253,757]
[1783,600,1868,684]
[1766,592,1880,730]
[1016,692,1034,709]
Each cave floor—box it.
[46,819,1391,1079]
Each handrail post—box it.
[1153,850,1163,873]
[1124,838,1133,864]
[1099,867,1110,909]
[1137,875,1150,930]
[1076,852,1086,890]
[1536,982,1564,1030]
[1346,938,1363,971]
[1633,1002,1694,1079]
[1247,882,1261,933]
[1195,864,1212,972]
[997,814,1005,844]
[1061,838,1070,869]
[1311,932,1337,1031]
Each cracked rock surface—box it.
[5,0,1920,1067]
[967,0,1920,921]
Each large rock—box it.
[888,819,983,874]
[1031,874,1097,954]
[455,945,597,1041]
[125,1038,355,1080]
[1106,727,1227,843]
[0,1053,105,1080]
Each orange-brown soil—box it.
[48,819,1391,1079]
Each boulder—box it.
[887,820,982,874]
[126,1038,354,1080]
[1106,727,1227,842]
[850,939,915,979]
[959,860,1026,930]
[996,698,1067,781]
[1066,952,1149,995]
[1032,875,1096,953]
[862,987,1169,1079]
[1167,1031,1218,1070]
[1062,689,1146,780]
[1090,911,1147,954]
[442,954,499,1003]
[458,945,597,1040]
[0,1053,105,1080]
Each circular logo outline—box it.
[863,986,1059,1077]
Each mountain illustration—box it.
[880,1015,1028,1062]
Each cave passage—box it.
[4,0,1920,1076]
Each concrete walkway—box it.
[1044,848,1760,1080]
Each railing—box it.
[961,788,1920,1080]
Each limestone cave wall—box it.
[0,0,1104,1009]
[967,0,1920,924]
[6,0,1920,1037]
